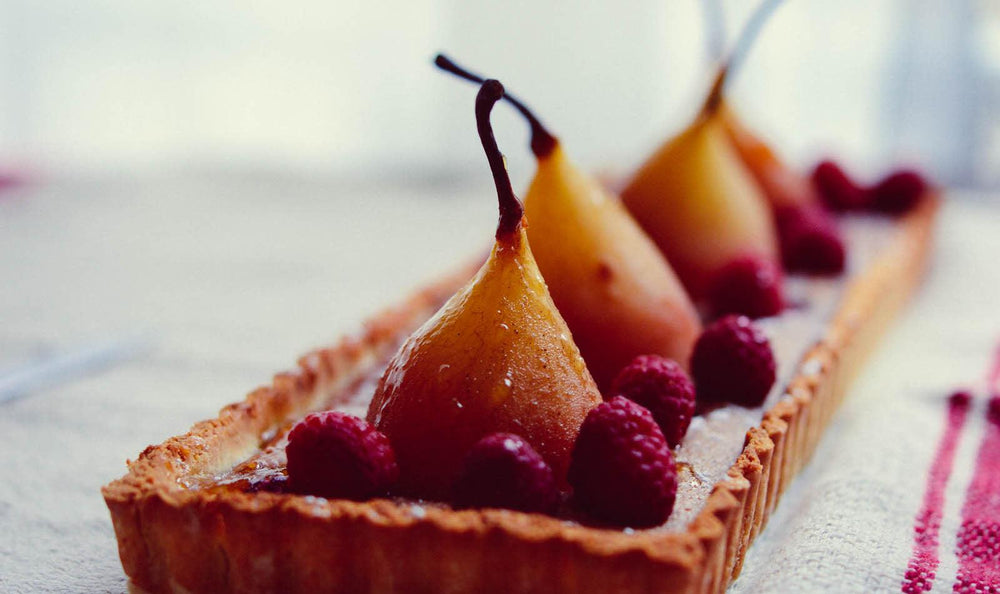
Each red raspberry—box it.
[776,206,846,275]
[286,411,398,500]
[811,160,870,212]
[453,433,559,514]
[568,396,677,527]
[707,255,784,319]
[870,169,927,215]
[610,355,695,448]
[690,315,776,408]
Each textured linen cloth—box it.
[0,179,997,593]
[731,200,1000,593]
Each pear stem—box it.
[475,80,524,239]
[701,65,728,117]
[436,54,558,158]
[699,0,786,117]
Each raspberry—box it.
[690,315,776,408]
[811,160,869,212]
[706,255,784,319]
[286,411,398,500]
[871,169,927,215]
[776,206,846,275]
[609,355,695,448]
[453,433,559,514]
[568,396,677,527]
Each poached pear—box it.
[620,3,789,300]
[620,106,778,299]
[435,54,701,390]
[367,80,602,499]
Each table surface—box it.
[1,176,998,593]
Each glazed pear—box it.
[620,2,791,299]
[620,105,778,299]
[367,80,602,499]
[435,55,701,390]
[525,148,702,388]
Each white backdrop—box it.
[0,0,995,189]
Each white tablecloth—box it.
[1,177,997,593]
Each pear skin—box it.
[620,114,778,299]
[368,226,601,498]
[524,144,701,390]
[367,80,602,499]
[720,103,818,210]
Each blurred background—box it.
[0,0,996,191]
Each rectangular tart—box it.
[103,196,939,594]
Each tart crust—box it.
[103,196,939,594]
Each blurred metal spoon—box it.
[0,332,155,404]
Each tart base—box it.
[103,196,939,594]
